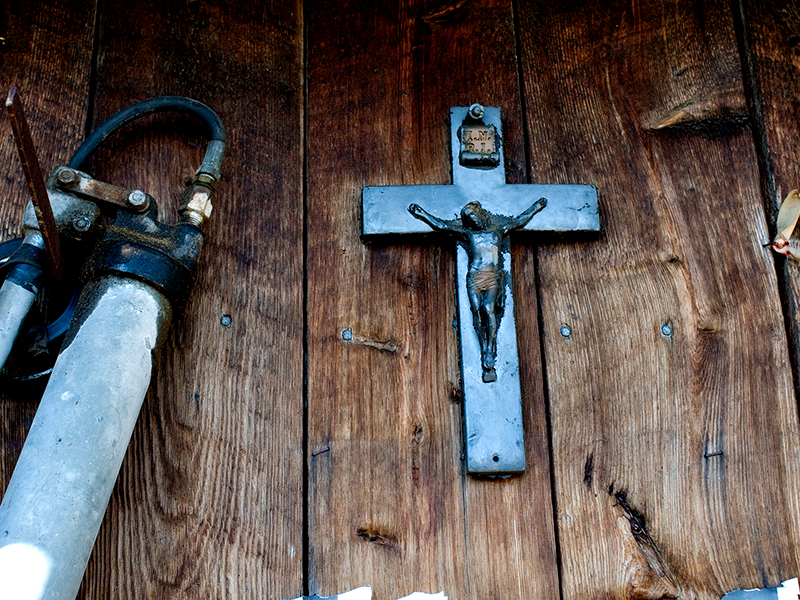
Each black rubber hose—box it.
[67,96,226,171]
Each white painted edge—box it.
[778,578,799,600]
[286,587,448,600]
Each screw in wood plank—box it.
[220,314,232,327]
[341,328,353,340]
[560,325,571,338]
[661,323,673,337]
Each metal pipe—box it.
[0,275,171,600]
[0,277,37,370]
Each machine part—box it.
[179,182,214,227]
[2,95,226,380]
[127,189,148,209]
[67,96,226,181]
[20,180,101,243]
[0,238,80,382]
[2,93,227,379]
[84,194,205,306]
[0,240,44,374]
[0,275,38,369]
[6,88,64,283]
[0,95,225,599]
[0,282,81,383]
[0,276,171,600]
[0,238,22,267]
[52,166,150,214]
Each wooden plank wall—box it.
[305,2,558,599]
[0,1,305,599]
[519,1,800,599]
[0,1,799,599]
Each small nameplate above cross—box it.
[362,105,599,476]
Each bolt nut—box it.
[127,190,148,208]
[57,168,78,186]
[180,184,214,227]
[72,215,91,232]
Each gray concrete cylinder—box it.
[0,276,171,600]
[0,277,38,371]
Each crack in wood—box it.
[583,452,594,488]
[447,380,462,403]
[421,1,468,24]
[343,333,400,353]
[411,424,424,482]
[612,490,681,596]
[357,527,399,548]
[646,89,749,134]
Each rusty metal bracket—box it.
[6,87,64,283]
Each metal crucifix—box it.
[362,105,599,476]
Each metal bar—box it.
[456,245,525,474]
[362,183,598,238]
[6,87,64,283]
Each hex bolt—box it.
[661,323,673,337]
[57,168,78,186]
[127,190,147,208]
[72,215,91,233]
[560,325,571,338]
[468,103,485,120]
[341,328,353,340]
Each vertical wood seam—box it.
[302,0,310,594]
[85,0,102,143]
[731,0,800,421]
[510,1,566,599]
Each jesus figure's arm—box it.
[408,203,458,233]
[504,197,547,233]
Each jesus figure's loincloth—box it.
[467,266,502,294]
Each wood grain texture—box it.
[0,0,96,500]
[3,2,800,599]
[306,1,558,599]
[75,1,305,598]
[742,0,800,396]
[518,1,800,599]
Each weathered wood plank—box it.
[0,0,96,501]
[306,2,558,599]
[518,1,800,598]
[76,1,305,598]
[742,0,800,395]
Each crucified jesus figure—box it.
[408,197,547,383]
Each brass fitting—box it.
[179,182,214,228]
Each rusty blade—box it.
[6,87,63,283]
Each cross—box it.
[362,105,599,476]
